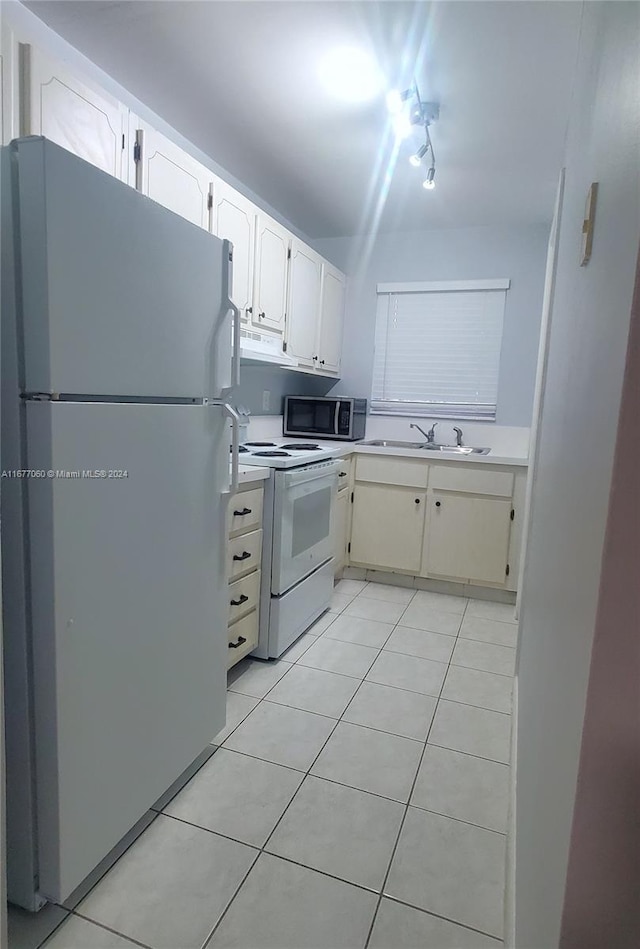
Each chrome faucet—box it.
[453,426,464,447]
[410,422,438,443]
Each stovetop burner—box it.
[244,441,277,447]
[251,450,291,457]
[280,443,320,451]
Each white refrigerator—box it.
[1,137,240,910]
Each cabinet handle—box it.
[415,498,421,504]
[259,311,265,320]
[338,472,347,478]
[320,359,325,365]
[246,306,252,314]
[313,355,318,361]
[230,593,249,606]
[233,507,252,516]
[435,501,441,507]
[228,635,247,649]
[233,551,252,561]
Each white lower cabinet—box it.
[350,483,426,574]
[348,455,523,590]
[333,457,352,575]
[226,482,264,669]
[424,492,513,585]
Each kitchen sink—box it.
[360,439,491,455]
[359,439,426,449]
[421,445,491,455]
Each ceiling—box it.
[25,1,582,239]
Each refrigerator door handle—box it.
[212,239,239,401]
[223,299,241,398]
[221,402,240,495]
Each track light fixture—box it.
[423,165,436,190]
[387,81,439,192]
[409,144,429,167]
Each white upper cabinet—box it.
[131,118,213,231]
[20,44,127,181]
[253,215,291,335]
[212,180,257,319]
[317,263,345,375]
[287,240,322,367]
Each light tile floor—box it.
[9,581,515,949]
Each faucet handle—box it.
[453,426,464,447]
[428,422,438,441]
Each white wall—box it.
[313,223,549,427]
[515,3,640,947]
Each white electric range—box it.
[238,439,341,658]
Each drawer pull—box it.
[233,551,252,562]
[233,507,252,516]
[338,472,347,478]
[230,593,249,606]
[228,635,247,649]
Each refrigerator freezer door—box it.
[24,401,228,903]
[12,137,233,399]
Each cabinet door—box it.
[253,215,290,334]
[213,179,256,319]
[134,120,213,231]
[350,484,425,573]
[333,489,349,573]
[318,264,345,375]
[426,492,512,584]
[21,44,127,181]
[287,240,322,367]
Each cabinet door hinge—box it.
[350,491,354,503]
[506,564,510,577]
[347,542,351,553]
[510,509,515,521]
[283,341,287,353]
[133,142,141,163]
[122,133,125,150]
[207,192,213,211]
[287,247,291,260]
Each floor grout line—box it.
[363,592,476,948]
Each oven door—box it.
[271,460,339,595]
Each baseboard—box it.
[505,674,518,948]
[345,567,517,604]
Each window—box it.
[371,279,510,420]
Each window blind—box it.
[371,284,508,420]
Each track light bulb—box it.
[423,166,436,190]
[409,144,428,167]
[386,88,412,114]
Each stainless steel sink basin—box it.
[421,445,491,455]
[359,439,426,449]
[360,439,491,455]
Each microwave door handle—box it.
[334,401,340,437]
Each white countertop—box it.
[237,464,270,484]
[308,441,528,468]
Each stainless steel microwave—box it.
[283,396,367,441]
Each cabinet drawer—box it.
[428,465,514,498]
[355,455,429,488]
[228,569,261,623]
[228,529,263,581]
[336,457,351,485]
[229,486,263,535]
[227,610,259,668]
